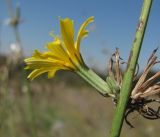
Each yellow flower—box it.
[24,16,114,97]
[24,17,94,80]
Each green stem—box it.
[22,71,37,137]
[0,67,16,137]
[76,66,115,97]
[109,1,152,137]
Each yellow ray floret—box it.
[24,16,94,80]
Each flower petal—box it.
[28,68,50,80]
[46,38,69,61]
[60,18,75,55]
[24,58,63,69]
[48,68,60,78]
[75,16,94,52]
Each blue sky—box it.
[0,0,160,71]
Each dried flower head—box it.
[108,48,160,127]
[131,48,160,99]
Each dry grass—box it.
[0,60,159,137]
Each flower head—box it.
[25,17,94,80]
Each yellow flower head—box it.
[24,16,94,80]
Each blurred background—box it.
[0,0,159,137]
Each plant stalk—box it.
[22,71,38,137]
[109,0,152,137]
[76,66,115,97]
